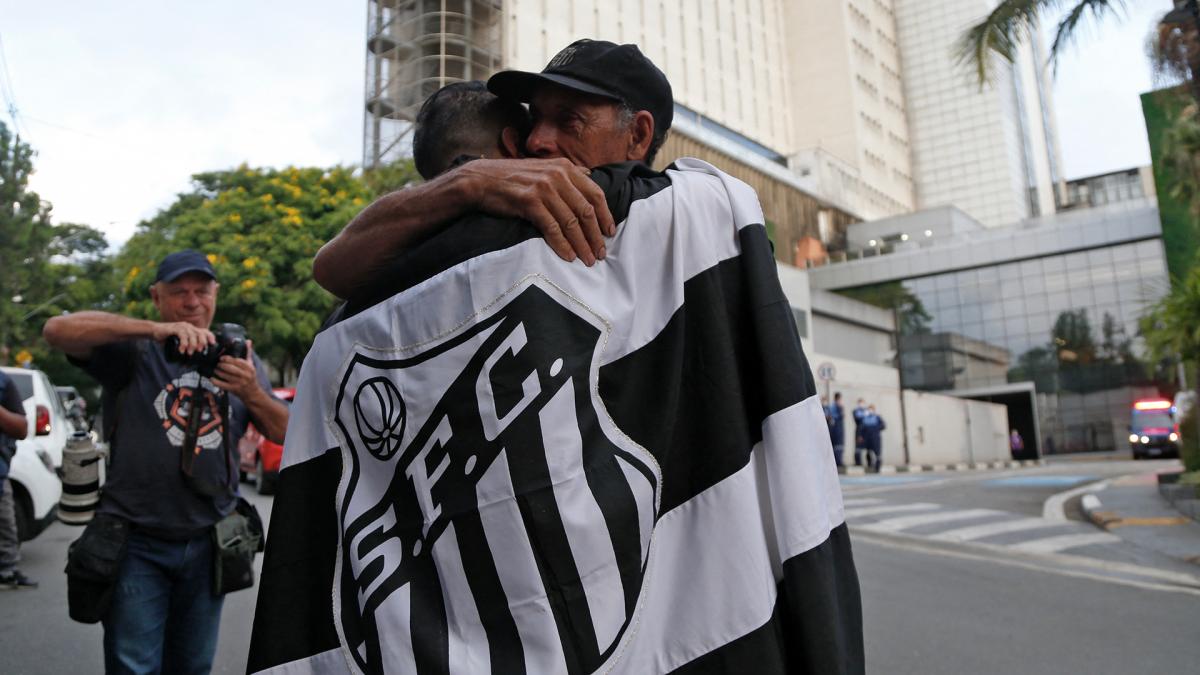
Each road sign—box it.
[817,362,836,381]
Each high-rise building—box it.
[893,0,1064,227]
[363,1,1065,240]
[785,0,917,219]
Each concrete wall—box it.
[902,390,1010,465]
[812,314,893,366]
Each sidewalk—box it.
[1081,472,1200,566]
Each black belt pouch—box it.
[212,496,264,596]
[64,513,130,624]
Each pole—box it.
[893,307,911,466]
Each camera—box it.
[164,322,249,377]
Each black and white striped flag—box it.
[248,159,863,675]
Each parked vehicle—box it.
[2,367,66,541]
[238,387,294,495]
[5,436,62,540]
[55,385,90,432]
[1,367,71,469]
[1129,399,1179,460]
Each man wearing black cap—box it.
[44,249,288,674]
[314,38,672,299]
[251,40,862,675]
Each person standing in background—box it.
[0,354,35,589]
[828,392,846,468]
[852,398,868,467]
[861,405,886,473]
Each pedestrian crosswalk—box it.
[842,497,1122,554]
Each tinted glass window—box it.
[5,372,33,400]
[1131,412,1173,430]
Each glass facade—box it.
[852,238,1172,454]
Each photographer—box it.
[43,249,287,674]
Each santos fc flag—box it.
[248,158,863,674]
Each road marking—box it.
[1010,532,1120,554]
[931,517,1058,543]
[841,497,885,508]
[840,476,928,485]
[1104,516,1192,528]
[1042,478,1111,521]
[853,533,1200,597]
[844,503,938,519]
[985,475,1094,487]
[858,508,1002,534]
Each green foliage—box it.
[361,160,422,199]
[1176,407,1200,472]
[112,163,390,380]
[957,0,1126,85]
[1141,261,1200,366]
[1162,104,1200,217]
[837,281,932,335]
[4,124,419,388]
[1,122,118,355]
[0,121,55,351]
[1141,88,1200,281]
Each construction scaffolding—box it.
[363,0,504,168]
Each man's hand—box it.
[460,158,616,266]
[210,340,260,401]
[151,322,215,355]
[313,156,619,299]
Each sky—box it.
[0,1,1179,247]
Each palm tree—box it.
[959,1,1200,102]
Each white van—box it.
[2,367,65,540]
[5,437,61,540]
[1,367,72,469]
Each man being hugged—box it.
[44,249,288,675]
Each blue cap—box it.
[155,249,217,283]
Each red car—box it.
[238,387,294,495]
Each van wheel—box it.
[12,490,32,542]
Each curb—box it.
[838,459,1046,475]
[1079,493,1120,530]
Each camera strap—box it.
[179,385,234,499]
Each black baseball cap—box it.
[155,249,217,283]
[488,39,673,137]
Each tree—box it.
[111,162,414,382]
[959,1,1200,99]
[1141,260,1200,470]
[0,121,55,352]
[838,281,932,336]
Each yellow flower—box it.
[126,266,140,280]
[241,278,258,290]
[352,197,364,206]
[229,213,242,224]
[242,257,258,269]
[260,194,274,204]
[206,254,219,265]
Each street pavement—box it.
[0,488,272,675]
[2,461,1198,673]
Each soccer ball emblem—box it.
[352,377,406,460]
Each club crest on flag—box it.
[329,278,661,675]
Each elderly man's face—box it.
[150,272,218,329]
[525,86,638,168]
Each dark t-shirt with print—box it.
[75,339,276,538]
